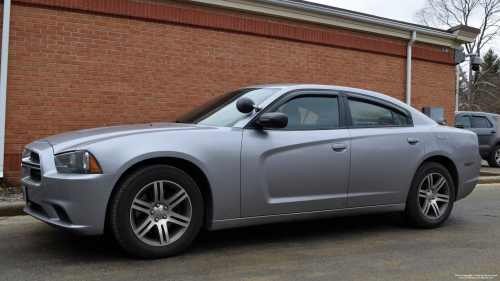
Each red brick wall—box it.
[0,0,457,184]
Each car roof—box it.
[243,83,411,109]
[455,111,499,117]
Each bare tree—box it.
[414,0,500,112]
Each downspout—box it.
[0,0,12,178]
[406,31,416,106]
[455,65,460,111]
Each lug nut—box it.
[155,217,159,222]
[156,203,160,207]
[163,215,167,219]
[163,206,168,210]
[151,210,155,214]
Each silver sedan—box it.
[21,84,481,258]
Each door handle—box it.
[492,130,496,134]
[407,138,419,144]
[332,143,347,151]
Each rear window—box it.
[348,99,408,127]
[473,116,492,128]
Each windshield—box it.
[175,88,280,127]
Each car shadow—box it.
[188,212,410,254]
[4,212,416,263]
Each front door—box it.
[240,91,351,217]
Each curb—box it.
[0,201,26,217]
[479,171,500,177]
[478,176,500,184]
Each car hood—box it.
[44,123,210,154]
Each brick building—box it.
[0,0,480,183]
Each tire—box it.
[110,165,203,259]
[487,145,500,167]
[400,162,455,229]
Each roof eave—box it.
[257,0,456,38]
[182,0,479,48]
[449,25,481,44]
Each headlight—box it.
[54,151,102,174]
[22,149,31,159]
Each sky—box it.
[307,0,427,24]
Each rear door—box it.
[470,115,495,155]
[344,93,425,208]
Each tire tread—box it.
[401,162,455,229]
[109,164,201,258]
[487,145,500,168]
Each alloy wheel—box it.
[418,173,450,219]
[129,180,192,246]
[495,149,500,164]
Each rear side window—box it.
[393,111,408,125]
[348,99,407,127]
[473,116,492,128]
[456,116,472,128]
[275,96,340,129]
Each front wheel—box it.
[487,145,500,167]
[400,162,455,229]
[109,165,203,259]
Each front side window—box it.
[275,96,340,129]
[456,116,472,128]
[473,116,492,128]
[176,88,279,127]
[348,99,407,127]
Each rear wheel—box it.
[110,165,203,259]
[401,162,455,228]
[487,145,500,167]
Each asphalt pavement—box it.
[0,184,499,281]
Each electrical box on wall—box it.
[423,107,444,123]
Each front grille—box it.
[29,202,49,218]
[30,152,40,164]
[21,150,42,183]
[30,169,41,182]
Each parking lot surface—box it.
[0,184,498,280]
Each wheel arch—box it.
[493,140,500,149]
[105,157,214,231]
[420,155,459,200]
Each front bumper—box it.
[22,140,121,236]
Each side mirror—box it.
[236,97,261,114]
[257,113,288,128]
[455,123,464,129]
[438,118,447,125]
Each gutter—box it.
[406,31,416,106]
[0,0,12,178]
[252,0,457,39]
